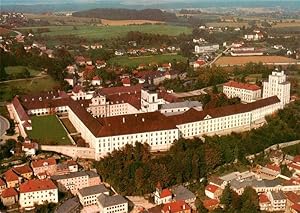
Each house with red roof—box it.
[1,187,18,207]
[0,178,6,194]
[19,179,58,208]
[203,199,219,210]
[13,165,33,180]
[122,77,131,87]
[291,203,300,213]
[31,158,57,177]
[22,142,38,156]
[95,60,106,69]
[223,81,262,103]
[4,169,20,188]
[259,193,271,211]
[154,183,173,205]
[161,200,191,213]
[193,59,206,69]
[205,184,222,200]
[91,75,102,86]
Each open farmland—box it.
[101,19,165,26]
[109,54,187,68]
[215,56,299,66]
[17,24,192,40]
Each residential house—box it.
[0,178,6,194]
[13,164,33,180]
[194,44,219,54]
[259,193,271,211]
[64,74,77,87]
[22,142,38,156]
[31,158,57,177]
[91,76,102,86]
[205,184,222,199]
[4,169,20,188]
[86,170,101,186]
[19,179,58,208]
[154,183,172,205]
[51,171,91,194]
[193,59,206,69]
[171,185,196,205]
[203,199,219,211]
[78,184,109,206]
[97,194,128,213]
[96,60,106,69]
[1,187,18,207]
[122,77,131,87]
[56,160,79,175]
[161,200,191,213]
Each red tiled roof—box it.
[31,158,56,168]
[160,188,172,198]
[288,162,300,171]
[171,96,280,125]
[75,56,85,62]
[122,77,131,85]
[12,96,30,121]
[99,84,142,96]
[285,192,300,204]
[224,81,261,91]
[259,193,270,203]
[195,60,206,65]
[203,199,219,209]
[266,164,281,172]
[23,142,36,149]
[292,203,300,212]
[294,155,300,163]
[162,200,190,213]
[4,170,19,182]
[106,92,141,110]
[13,165,32,175]
[0,178,5,186]
[92,76,101,81]
[135,70,164,80]
[1,187,18,198]
[205,184,219,193]
[72,85,83,93]
[158,90,179,103]
[96,111,177,137]
[19,179,57,193]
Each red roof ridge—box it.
[19,179,57,193]
[1,187,18,198]
[224,81,261,91]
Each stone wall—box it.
[40,145,95,159]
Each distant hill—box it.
[72,8,178,22]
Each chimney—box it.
[122,117,125,123]
[183,204,185,210]
[168,206,171,211]
[142,118,145,122]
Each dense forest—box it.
[95,100,300,196]
[72,8,178,22]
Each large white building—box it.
[19,179,58,209]
[263,70,290,106]
[223,81,262,103]
[194,44,219,54]
[78,184,109,206]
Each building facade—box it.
[223,81,262,103]
[263,71,290,106]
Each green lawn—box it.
[6,66,40,77]
[17,24,192,40]
[109,54,187,68]
[0,76,59,102]
[27,115,72,145]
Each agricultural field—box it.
[109,54,187,68]
[5,66,40,77]
[27,115,72,145]
[0,76,59,102]
[215,56,299,66]
[101,19,164,26]
[16,24,192,40]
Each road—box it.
[0,116,10,138]
[208,46,231,67]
